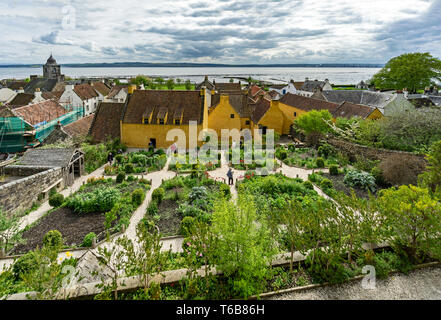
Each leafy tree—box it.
[185,80,192,90]
[0,210,23,254]
[372,52,441,93]
[211,194,275,298]
[377,185,441,261]
[420,140,441,193]
[166,79,175,90]
[294,110,333,137]
[155,77,165,86]
[131,75,149,87]
[116,221,166,297]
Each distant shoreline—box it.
[0,63,384,68]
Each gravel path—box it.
[267,265,441,300]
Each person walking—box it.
[107,152,114,165]
[227,168,234,186]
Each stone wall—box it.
[327,137,426,162]
[0,167,64,216]
[4,165,53,177]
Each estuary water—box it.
[0,66,381,85]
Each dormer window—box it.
[143,118,149,124]
[175,119,180,125]
[159,119,165,125]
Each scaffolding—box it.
[0,105,84,153]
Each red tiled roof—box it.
[12,100,68,126]
[91,82,111,96]
[123,90,204,125]
[90,102,125,142]
[332,101,376,119]
[279,93,340,113]
[63,114,94,138]
[249,85,264,97]
[74,84,98,101]
[107,85,128,99]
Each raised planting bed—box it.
[168,152,222,172]
[143,175,230,237]
[104,149,167,175]
[12,177,150,254]
[276,145,342,169]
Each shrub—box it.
[115,154,123,164]
[65,187,121,214]
[116,172,126,183]
[188,186,208,203]
[131,188,145,206]
[180,216,195,237]
[320,178,333,190]
[305,249,352,284]
[315,157,325,168]
[343,170,376,192]
[43,230,63,248]
[82,232,97,247]
[127,175,136,182]
[124,163,134,174]
[379,154,425,186]
[147,201,158,216]
[219,184,231,198]
[276,148,288,160]
[318,143,335,158]
[12,251,38,280]
[152,188,165,204]
[303,180,314,190]
[329,164,339,176]
[49,193,64,208]
[371,166,387,186]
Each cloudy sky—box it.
[0,0,440,64]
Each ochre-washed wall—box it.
[367,109,384,120]
[277,101,307,134]
[121,123,206,149]
[258,101,286,135]
[207,95,242,138]
[0,167,64,216]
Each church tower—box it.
[43,54,62,80]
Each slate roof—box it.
[63,115,94,138]
[269,84,287,90]
[6,81,28,91]
[214,82,242,93]
[196,76,215,90]
[12,100,68,126]
[292,82,304,90]
[91,82,111,96]
[8,93,34,107]
[408,98,436,108]
[89,102,125,142]
[107,85,128,99]
[74,84,99,101]
[279,93,340,113]
[24,78,58,93]
[209,93,253,118]
[17,148,77,168]
[42,91,64,101]
[332,101,377,119]
[123,90,205,125]
[318,90,395,109]
[429,96,441,106]
[301,80,326,92]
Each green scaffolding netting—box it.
[0,107,84,153]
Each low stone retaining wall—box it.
[327,137,426,162]
[0,167,64,215]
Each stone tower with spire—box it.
[43,54,63,80]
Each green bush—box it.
[65,187,121,214]
[116,172,126,183]
[152,188,165,204]
[124,163,134,174]
[82,232,97,247]
[276,148,288,160]
[43,230,63,248]
[49,193,64,207]
[305,249,352,284]
[320,178,333,190]
[318,143,335,158]
[371,166,387,186]
[127,175,136,182]
[188,186,208,203]
[303,180,314,190]
[147,201,158,216]
[329,165,339,176]
[316,157,325,168]
[12,251,39,280]
[343,170,376,192]
[131,188,145,206]
[219,184,231,198]
[180,216,195,237]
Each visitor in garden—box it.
[227,168,234,185]
[107,152,114,165]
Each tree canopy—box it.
[294,109,333,135]
[371,52,441,93]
